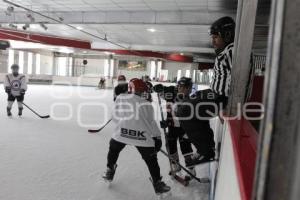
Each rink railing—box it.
[213,118,258,200]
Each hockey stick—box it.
[22,102,50,119]
[159,149,210,183]
[156,93,190,186]
[88,118,112,133]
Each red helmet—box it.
[117,75,126,81]
[128,78,148,94]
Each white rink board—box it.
[214,122,242,200]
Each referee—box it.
[210,16,235,105]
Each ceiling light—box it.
[76,26,83,30]
[104,51,115,55]
[9,40,50,49]
[58,47,74,54]
[147,28,156,33]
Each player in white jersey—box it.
[103,78,171,195]
[4,64,27,117]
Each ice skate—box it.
[18,108,23,116]
[184,167,196,181]
[168,162,181,175]
[7,107,12,117]
[102,165,117,185]
[150,178,171,199]
[168,153,181,175]
[186,150,216,167]
[166,160,189,186]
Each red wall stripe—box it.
[94,49,193,63]
[228,118,258,200]
[0,28,194,63]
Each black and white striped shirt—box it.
[210,43,234,97]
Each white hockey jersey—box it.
[112,93,161,147]
[4,74,27,96]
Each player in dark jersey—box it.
[154,84,196,177]
[98,77,105,89]
[113,75,128,101]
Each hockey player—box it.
[143,75,153,93]
[154,84,196,177]
[4,64,27,117]
[98,77,105,89]
[113,75,128,101]
[103,78,171,196]
[175,77,216,166]
[175,16,235,166]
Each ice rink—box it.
[0,84,211,200]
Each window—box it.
[110,59,114,77]
[157,61,162,79]
[104,59,109,77]
[57,57,67,76]
[8,49,14,72]
[27,52,33,74]
[18,51,24,73]
[150,61,156,79]
[36,54,41,75]
[161,70,168,81]
[68,57,73,76]
[177,70,182,81]
[192,70,196,82]
[185,69,190,78]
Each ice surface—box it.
[0,85,211,200]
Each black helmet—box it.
[177,77,193,88]
[210,16,235,44]
[117,75,126,81]
[11,64,19,69]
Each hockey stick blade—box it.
[160,149,205,183]
[168,170,189,186]
[22,102,50,119]
[173,174,189,186]
[88,119,112,133]
[88,128,103,133]
[40,115,50,119]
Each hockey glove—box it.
[20,89,26,95]
[160,120,168,129]
[153,137,162,152]
[5,87,11,94]
[153,84,164,93]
